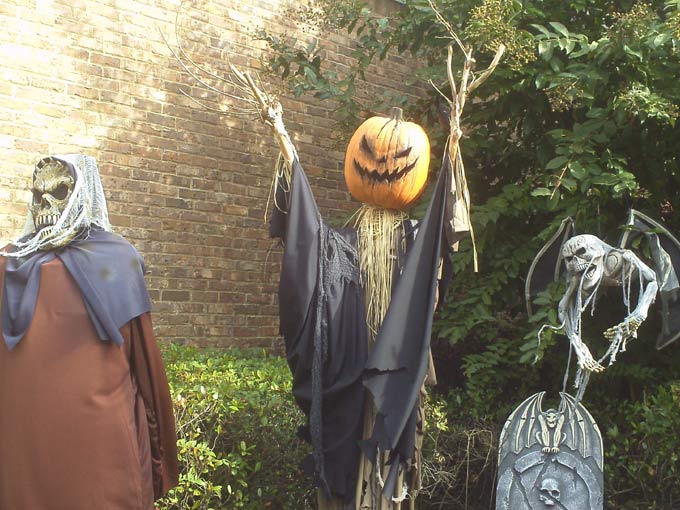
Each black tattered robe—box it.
[270,157,453,502]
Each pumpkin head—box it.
[344,107,430,210]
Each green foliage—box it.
[253,0,402,134]
[157,345,312,510]
[420,394,497,508]
[153,347,680,509]
[256,0,680,508]
[466,0,536,70]
[603,383,680,508]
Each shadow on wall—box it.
[0,0,423,348]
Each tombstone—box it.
[496,392,603,510]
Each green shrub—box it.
[419,390,498,510]
[157,344,314,510]
[603,383,680,509]
[155,345,679,509]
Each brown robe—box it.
[0,255,178,510]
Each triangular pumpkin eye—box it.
[395,147,412,159]
[360,135,375,158]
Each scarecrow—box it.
[0,155,178,510]
[236,51,500,509]
[266,102,454,509]
[164,5,503,507]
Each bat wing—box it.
[559,393,603,470]
[525,217,575,316]
[498,392,544,466]
[620,209,680,349]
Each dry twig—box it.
[427,0,505,272]
[160,4,298,165]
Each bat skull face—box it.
[561,235,606,290]
[543,409,559,428]
[538,478,561,506]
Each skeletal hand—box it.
[577,351,605,373]
[604,314,643,342]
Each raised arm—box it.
[603,249,658,342]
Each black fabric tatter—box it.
[353,158,419,183]
[269,156,457,502]
[361,154,453,498]
[310,219,360,494]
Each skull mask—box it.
[538,478,561,507]
[561,234,606,292]
[29,158,76,247]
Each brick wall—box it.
[0,0,424,348]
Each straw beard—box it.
[354,205,408,345]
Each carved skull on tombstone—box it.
[538,478,561,507]
[29,157,76,248]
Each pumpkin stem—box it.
[390,107,403,123]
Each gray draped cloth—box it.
[2,229,151,350]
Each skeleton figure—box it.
[0,154,179,510]
[538,478,561,507]
[558,234,658,375]
[522,211,680,395]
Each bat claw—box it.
[580,357,605,373]
[604,316,643,341]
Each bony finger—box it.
[604,327,618,340]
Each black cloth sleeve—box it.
[269,159,368,501]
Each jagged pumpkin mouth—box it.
[353,135,419,183]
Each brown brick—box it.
[0,0,426,348]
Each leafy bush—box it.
[154,345,680,509]
[603,383,680,509]
[419,394,497,509]
[157,345,314,510]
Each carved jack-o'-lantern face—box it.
[344,107,430,210]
